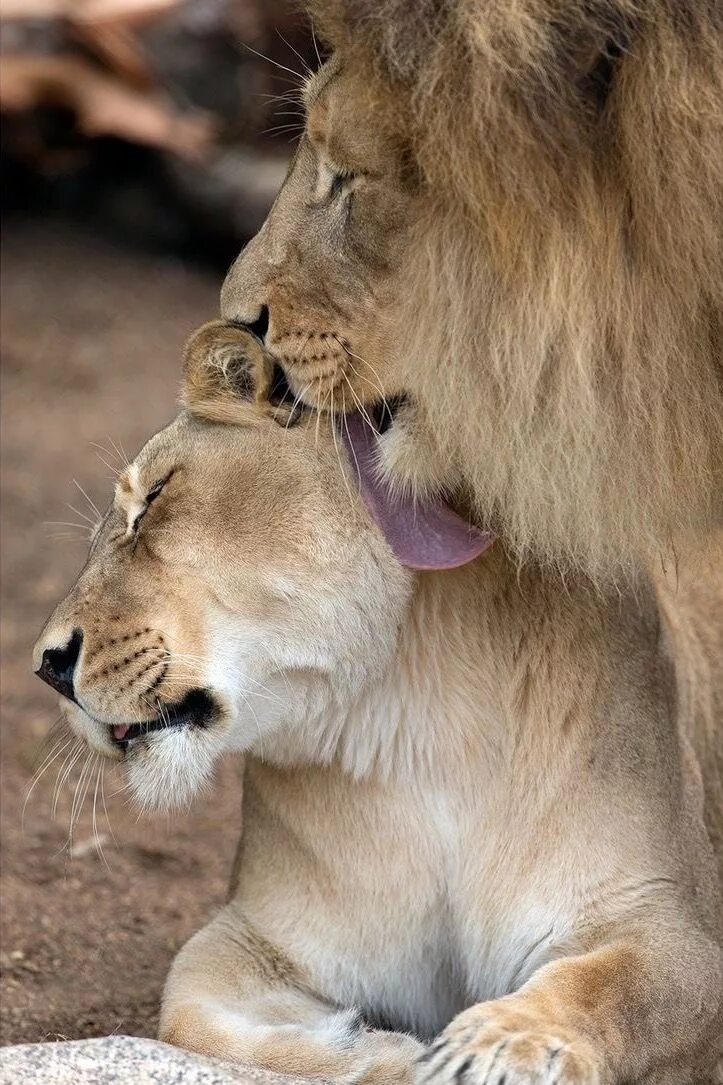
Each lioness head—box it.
[222,1,723,579]
[33,324,412,809]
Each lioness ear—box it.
[182,320,300,426]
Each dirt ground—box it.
[1,219,246,1046]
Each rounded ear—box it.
[181,321,274,419]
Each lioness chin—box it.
[35,324,722,1085]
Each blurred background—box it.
[1,0,315,1046]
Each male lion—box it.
[221,0,723,582]
[35,325,722,1084]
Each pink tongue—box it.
[113,724,130,741]
[339,412,495,570]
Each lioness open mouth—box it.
[111,688,218,746]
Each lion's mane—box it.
[311,0,723,578]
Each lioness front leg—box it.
[417,925,721,1085]
[160,904,424,1084]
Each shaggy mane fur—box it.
[309,0,723,578]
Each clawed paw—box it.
[414,1002,601,1085]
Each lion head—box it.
[33,324,412,810]
[221,0,723,581]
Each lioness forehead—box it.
[115,462,146,529]
[117,417,185,489]
[112,418,187,531]
[110,410,340,531]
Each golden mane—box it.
[310,0,723,578]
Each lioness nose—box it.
[35,629,83,701]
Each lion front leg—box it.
[160,904,424,1084]
[415,927,722,1085]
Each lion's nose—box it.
[246,306,269,342]
[35,629,83,701]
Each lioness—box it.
[35,324,722,1084]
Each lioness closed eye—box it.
[35,324,722,1084]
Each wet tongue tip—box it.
[113,724,130,741]
[339,411,495,571]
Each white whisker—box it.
[91,761,112,871]
[72,479,101,520]
[240,40,306,84]
[342,371,376,432]
[44,520,93,530]
[69,751,96,844]
[100,761,119,848]
[106,435,130,469]
[330,385,357,513]
[52,742,84,820]
[66,503,96,527]
[275,29,312,77]
[342,401,363,494]
[90,444,121,477]
[334,336,391,417]
[67,753,90,845]
[22,733,73,829]
[311,24,323,70]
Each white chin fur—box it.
[124,724,229,811]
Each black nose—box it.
[36,629,82,701]
[246,306,269,341]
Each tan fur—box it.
[35,325,722,1084]
[221,0,723,581]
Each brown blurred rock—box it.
[0,0,314,251]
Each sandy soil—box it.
[1,220,245,1045]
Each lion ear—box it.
[181,321,277,424]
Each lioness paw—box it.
[415,1001,601,1085]
[343,1029,427,1085]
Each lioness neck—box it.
[264,544,663,788]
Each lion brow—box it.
[302,56,341,111]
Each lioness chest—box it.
[231,759,585,1039]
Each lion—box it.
[34,324,722,1084]
[220,0,723,583]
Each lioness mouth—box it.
[111,688,218,745]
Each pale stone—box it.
[0,1035,308,1085]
